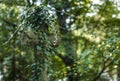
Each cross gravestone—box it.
[20,6,58,81]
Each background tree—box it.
[0,0,120,81]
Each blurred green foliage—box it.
[0,0,120,81]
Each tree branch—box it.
[3,23,23,45]
[92,53,119,81]
[0,18,17,27]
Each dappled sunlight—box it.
[0,0,120,81]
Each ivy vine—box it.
[20,5,58,81]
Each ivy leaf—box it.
[37,46,42,50]
[44,51,50,55]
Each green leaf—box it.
[44,51,50,55]
[37,46,42,50]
